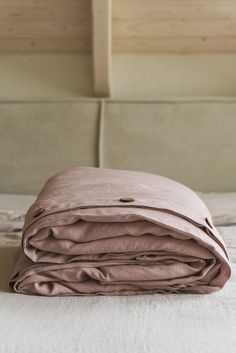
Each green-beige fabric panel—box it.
[102,101,236,192]
[1,99,236,193]
[0,101,100,194]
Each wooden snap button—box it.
[119,197,134,203]
[33,208,45,218]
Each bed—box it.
[0,192,235,353]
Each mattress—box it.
[0,192,236,353]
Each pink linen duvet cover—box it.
[9,167,231,296]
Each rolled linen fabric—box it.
[9,167,231,296]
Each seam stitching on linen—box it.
[97,99,105,168]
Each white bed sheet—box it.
[0,193,235,353]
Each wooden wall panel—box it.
[92,0,111,96]
[0,0,92,53]
[1,0,236,54]
[113,0,236,53]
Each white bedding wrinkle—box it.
[198,192,236,226]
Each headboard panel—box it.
[1,98,235,193]
[102,100,236,192]
[0,101,99,194]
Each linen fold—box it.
[9,167,231,296]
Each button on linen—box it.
[119,197,134,203]
[33,208,45,218]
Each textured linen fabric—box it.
[9,167,231,295]
[1,193,236,353]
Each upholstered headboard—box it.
[1,98,236,194]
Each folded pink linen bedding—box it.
[9,167,231,296]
